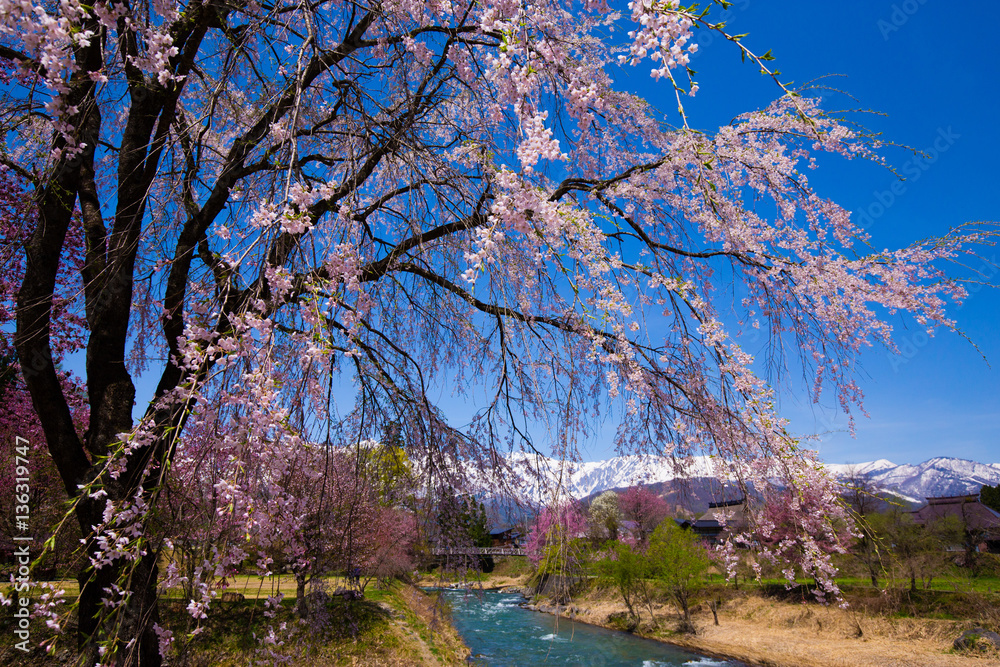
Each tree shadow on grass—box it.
[161,594,394,664]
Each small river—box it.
[435,589,748,667]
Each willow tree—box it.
[2,0,989,663]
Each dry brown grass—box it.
[552,589,1000,667]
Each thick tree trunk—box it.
[675,589,695,634]
[77,553,161,666]
[620,591,637,624]
[120,553,163,666]
[680,600,694,634]
[75,495,163,666]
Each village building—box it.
[690,498,748,544]
[908,494,1000,554]
[489,528,523,549]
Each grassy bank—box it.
[1,579,469,666]
[417,555,534,591]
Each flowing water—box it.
[435,588,747,667]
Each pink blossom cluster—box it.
[620,0,699,81]
[516,111,567,173]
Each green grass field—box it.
[0,577,467,666]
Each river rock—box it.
[954,627,1000,651]
[606,611,638,633]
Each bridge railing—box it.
[431,546,526,557]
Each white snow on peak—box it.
[823,459,897,476]
[463,452,1000,505]
[464,452,725,502]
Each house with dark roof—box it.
[908,494,1000,554]
[691,498,747,544]
[489,528,523,548]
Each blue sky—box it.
[589,0,1000,466]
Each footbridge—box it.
[431,546,526,557]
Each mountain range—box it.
[474,453,1000,509]
[824,457,1000,503]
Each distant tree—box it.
[436,491,491,547]
[162,432,414,617]
[294,447,418,600]
[620,485,669,545]
[434,489,493,571]
[595,540,655,627]
[356,436,414,507]
[364,508,419,590]
[588,490,623,545]
[841,468,888,587]
[872,509,963,592]
[526,500,588,576]
[464,495,494,571]
[468,499,493,549]
[979,484,1000,514]
[759,485,854,600]
[647,518,709,634]
[949,494,994,571]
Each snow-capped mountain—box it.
[824,459,898,477]
[465,451,725,504]
[826,457,1000,501]
[468,452,999,506]
[564,455,719,498]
